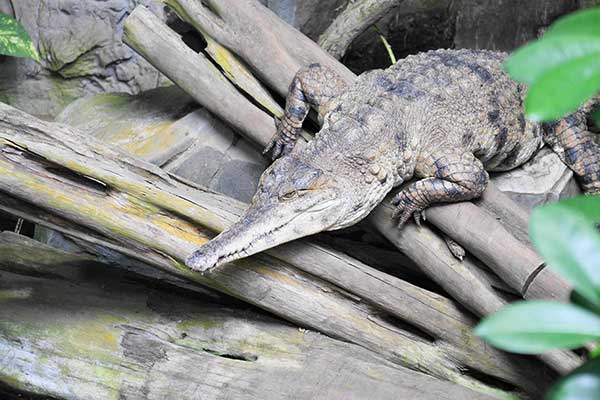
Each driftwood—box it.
[0,232,496,400]
[122,2,577,372]
[317,0,404,59]
[0,102,559,398]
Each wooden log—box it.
[0,103,548,397]
[122,3,578,373]
[121,5,274,147]
[426,201,571,301]
[317,0,404,59]
[0,233,495,400]
[159,0,355,97]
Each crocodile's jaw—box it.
[185,195,343,272]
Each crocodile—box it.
[186,48,600,272]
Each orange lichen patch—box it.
[106,191,209,247]
[152,216,210,247]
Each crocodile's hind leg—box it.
[544,112,600,194]
[391,148,489,226]
[264,63,348,159]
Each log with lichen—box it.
[0,0,581,397]
[0,100,561,398]
[0,232,498,400]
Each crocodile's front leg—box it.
[264,63,348,159]
[392,149,489,226]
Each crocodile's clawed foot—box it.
[391,192,426,228]
[263,118,297,160]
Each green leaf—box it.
[546,7,600,39]
[571,290,600,315]
[546,357,600,400]
[530,196,600,306]
[0,13,39,61]
[590,344,600,359]
[474,301,600,353]
[525,52,600,122]
[593,109,600,128]
[504,35,600,85]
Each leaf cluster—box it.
[0,12,39,61]
[504,8,600,123]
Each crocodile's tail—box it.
[543,107,600,195]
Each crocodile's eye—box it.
[280,190,298,201]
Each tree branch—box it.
[318,0,404,59]
[0,232,497,400]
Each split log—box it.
[317,0,404,59]
[0,232,495,400]
[120,0,579,372]
[0,103,553,397]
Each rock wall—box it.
[0,0,169,119]
[56,85,267,203]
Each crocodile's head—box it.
[186,154,367,272]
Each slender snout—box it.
[185,241,222,273]
[185,225,249,273]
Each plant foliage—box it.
[475,196,600,399]
[0,12,39,61]
[504,8,600,122]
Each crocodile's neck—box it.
[295,112,418,228]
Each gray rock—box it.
[0,0,169,118]
[491,148,581,212]
[56,86,267,202]
[265,0,348,40]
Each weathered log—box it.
[0,232,495,400]
[317,0,404,59]
[120,0,578,372]
[370,200,579,374]
[0,103,551,397]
